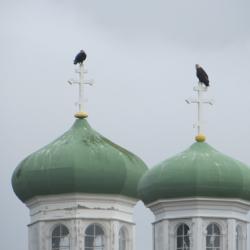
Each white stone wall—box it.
[152,218,247,250]
[26,193,137,250]
[149,198,250,250]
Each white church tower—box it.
[11,61,148,250]
[138,83,250,250]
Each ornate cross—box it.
[186,82,213,142]
[68,63,93,119]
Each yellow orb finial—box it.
[74,111,88,119]
[195,134,206,142]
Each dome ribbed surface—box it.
[12,119,147,202]
[138,142,250,204]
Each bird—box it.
[74,50,87,65]
[195,64,209,87]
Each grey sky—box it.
[1,1,250,249]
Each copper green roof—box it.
[138,142,250,204]
[12,119,148,202]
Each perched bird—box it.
[74,50,87,65]
[195,64,209,87]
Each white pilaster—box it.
[131,224,136,250]
[153,221,164,250]
[163,220,169,249]
[112,221,120,250]
[192,217,203,250]
[228,219,236,250]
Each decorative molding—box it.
[26,193,137,225]
[148,197,250,223]
[27,193,137,208]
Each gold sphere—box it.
[195,134,206,142]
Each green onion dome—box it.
[12,119,148,202]
[138,142,250,205]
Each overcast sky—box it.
[1,1,250,249]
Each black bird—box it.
[195,64,209,87]
[74,50,87,65]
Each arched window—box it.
[119,227,128,250]
[206,223,221,250]
[176,223,190,250]
[85,223,105,250]
[52,224,70,250]
[236,225,242,250]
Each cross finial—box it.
[68,62,93,119]
[186,82,213,142]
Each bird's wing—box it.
[74,53,80,61]
[200,67,209,80]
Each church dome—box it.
[138,141,250,204]
[12,118,148,202]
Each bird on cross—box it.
[195,64,209,87]
[74,50,87,65]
